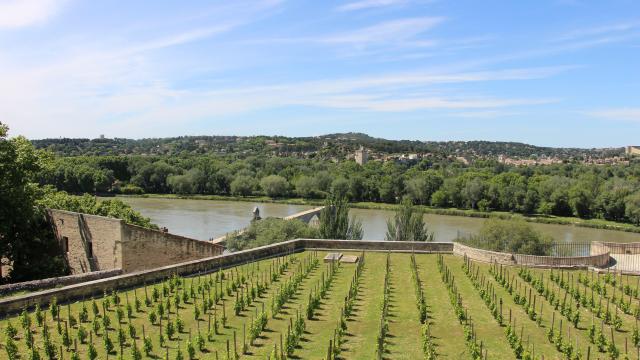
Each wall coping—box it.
[47,208,124,224]
[123,222,224,250]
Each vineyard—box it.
[3,251,640,359]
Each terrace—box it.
[1,239,640,359]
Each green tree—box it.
[625,192,640,225]
[294,175,320,199]
[318,196,363,240]
[330,177,350,199]
[385,198,433,241]
[0,123,68,282]
[260,175,289,197]
[230,175,257,196]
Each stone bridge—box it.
[210,206,325,246]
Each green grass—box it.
[4,252,640,359]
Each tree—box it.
[626,193,640,226]
[0,123,67,282]
[405,177,428,205]
[462,177,486,210]
[294,175,320,199]
[318,196,363,240]
[459,218,553,255]
[385,198,433,241]
[230,175,257,196]
[260,175,289,197]
[330,177,350,199]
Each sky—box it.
[0,0,639,147]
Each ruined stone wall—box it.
[121,224,224,273]
[47,209,123,274]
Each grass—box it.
[4,251,640,359]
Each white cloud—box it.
[0,0,67,28]
[337,0,408,12]
[322,17,443,45]
[554,21,640,42]
[587,108,640,122]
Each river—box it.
[115,197,640,244]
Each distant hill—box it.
[31,133,624,160]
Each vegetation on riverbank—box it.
[116,193,640,234]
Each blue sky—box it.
[1,0,639,147]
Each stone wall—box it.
[513,252,610,268]
[592,241,640,255]
[454,241,611,268]
[301,239,453,253]
[0,269,122,297]
[453,242,516,264]
[47,209,224,275]
[121,224,223,272]
[47,209,124,273]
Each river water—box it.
[115,197,640,244]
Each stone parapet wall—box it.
[301,239,453,253]
[454,242,611,268]
[592,241,640,255]
[121,224,223,272]
[514,252,610,268]
[0,269,122,298]
[47,209,124,273]
[453,242,516,264]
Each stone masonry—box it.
[47,209,224,275]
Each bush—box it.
[458,218,553,255]
[230,175,257,197]
[120,184,144,195]
[260,175,289,198]
[225,218,318,251]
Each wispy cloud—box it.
[554,21,640,42]
[265,16,445,50]
[586,108,640,122]
[336,0,408,12]
[0,0,67,29]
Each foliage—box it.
[458,218,553,255]
[260,175,289,198]
[37,189,157,229]
[25,132,640,227]
[385,198,434,241]
[0,122,67,282]
[318,195,363,240]
[225,218,318,251]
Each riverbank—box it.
[114,193,640,234]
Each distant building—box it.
[355,147,368,165]
[626,146,640,156]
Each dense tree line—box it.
[32,132,623,159]
[38,151,640,226]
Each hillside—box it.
[31,133,623,160]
